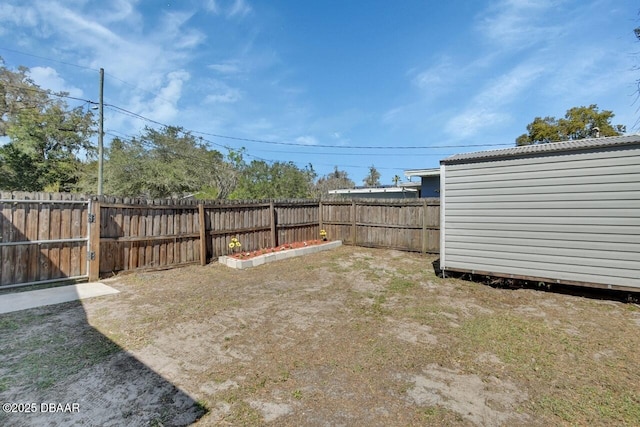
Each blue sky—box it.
[0,0,638,185]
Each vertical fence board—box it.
[26,201,40,282]
[89,200,101,282]
[70,205,81,277]
[1,193,14,286]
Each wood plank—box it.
[89,200,101,281]
[186,207,194,262]
[69,205,81,277]
[100,202,199,210]
[199,204,206,265]
[145,206,154,267]
[39,194,54,281]
[125,208,140,270]
[351,201,357,246]
[137,206,146,268]
[1,194,14,286]
[159,202,167,266]
[58,201,71,278]
[122,198,131,271]
[25,200,40,282]
[270,201,276,247]
[11,200,27,283]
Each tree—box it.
[392,175,401,186]
[0,58,95,191]
[313,166,355,198]
[83,126,236,198]
[0,58,50,137]
[229,160,316,199]
[362,165,381,187]
[516,105,625,146]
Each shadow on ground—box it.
[0,298,207,426]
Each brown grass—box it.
[1,245,639,426]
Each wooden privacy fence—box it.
[320,199,440,253]
[0,192,90,289]
[1,193,440,287]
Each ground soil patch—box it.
[1,246,639,426]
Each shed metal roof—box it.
[441,134,640,164]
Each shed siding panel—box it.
[442,144,640,289]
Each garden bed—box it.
[218,240,342,269]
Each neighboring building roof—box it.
[441,134,640,164]
[403,168,440,178]
[329,187,418,195]
[398,181,420,189]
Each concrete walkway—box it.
[0,283,120,315]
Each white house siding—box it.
[440,140,640,290]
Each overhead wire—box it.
[1,51,510,172]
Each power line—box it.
[105,103,513,150]
[1,47,184,106]
[2,48,514,151]
[1,82,94,105]
[0,46,99,72]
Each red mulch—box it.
[230,240,329,260]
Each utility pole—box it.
[97,68,104,195]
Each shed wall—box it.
[441,145,640,290]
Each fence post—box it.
[270,201,277,247]
[318,201,323,234]
[198,203,207,266]
[422,199,428,254]
[351,200,357,245]
[88,199,101,281]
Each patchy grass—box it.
[0,303,119,392]
[1,246,639,426]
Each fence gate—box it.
[0,194,91,289]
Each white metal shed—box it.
[439,134,640,292]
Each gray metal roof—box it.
[441,134,640,164]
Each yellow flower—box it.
[229,242,235,249]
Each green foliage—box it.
[0,58,50,137]
[363,165,381,187]
[516,105,625,146]
[314,166,355,198]
[91,126,236,199]
[229,160,316,199]
[0,57,95,191]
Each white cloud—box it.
[100,0,139,24]
[28,66,84,97]
[157,11,205,49]
[122,70,190,125]
[204,80,242,104]
[413,56,456,90]
[208,61,243,75]
[446,109,510,138]
[0,3,38,28]
[205,0,252,18]
[295,135,318,145]
[228,0,252,18]
[205,0,219,14]
[477,63,544,105]
[445,62,544,138]
[475,0,565,50]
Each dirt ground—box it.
[1,246,639,426]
